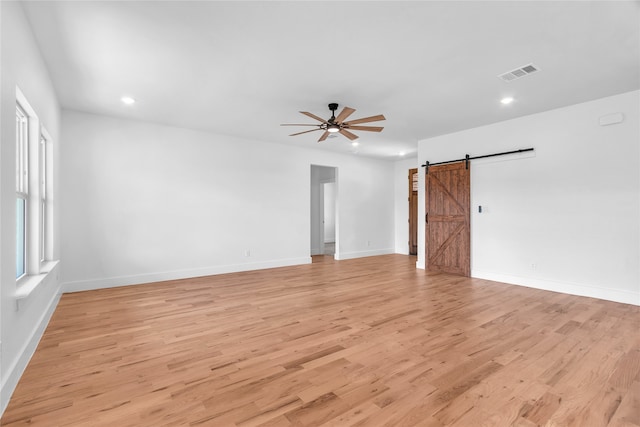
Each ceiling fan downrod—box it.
[326,103,340,132]
[327,102,342,133]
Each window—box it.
[39,128,53,265]
[16,104,28,279]
[39,133,47,263]
[15,88,55,286]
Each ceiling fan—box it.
[281,103,385,142]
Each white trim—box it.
[62,257,312,293]
[0,285,61,415]
[472,269,640,306]
[334,248,395,261]
[16,261,60,306]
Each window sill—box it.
[16,260,60,303]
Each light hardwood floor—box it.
[2,255,639,426]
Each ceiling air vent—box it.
[498,64,540,82]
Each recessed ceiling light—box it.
[399,151,406,156]
[121,96,136,105]
[351,141,359,147]
[500,97,514,105]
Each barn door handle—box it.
[426,213,429,224]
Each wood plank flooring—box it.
[3,254,639,426]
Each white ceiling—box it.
[22,1,640,159]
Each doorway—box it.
[310,165,337,258]
[323,182,336,254]
[408,168,418,255]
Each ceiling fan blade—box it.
[300,111,328,123]
[335,106,356,124]
[289,128,322,136]
[318,131,330,142]
[344,125,384,132]
[339,129,359,141]
[281,124,321,127]
[344,114,386,125]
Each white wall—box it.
[60,111,395,290]
[0,2,62,413]
[394,157,418,255]
[418,90,640,305]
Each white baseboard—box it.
[1,286,61,415]
[61,257,312,293]
[335,248,394,260]
[472,270,640,306]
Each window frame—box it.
[39,133,47,263]
[16,103,29,280]
[39,127,53,266]
[15,87,56,292]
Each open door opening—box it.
[323,182,336,255]
[409,168,418,255]
[310,165,337,260]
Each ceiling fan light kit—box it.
[281,103,385,142]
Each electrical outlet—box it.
[244,249,251,257]
[367,240,371,247]
[530,263,537,270]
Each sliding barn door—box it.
[425,162,470,276]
